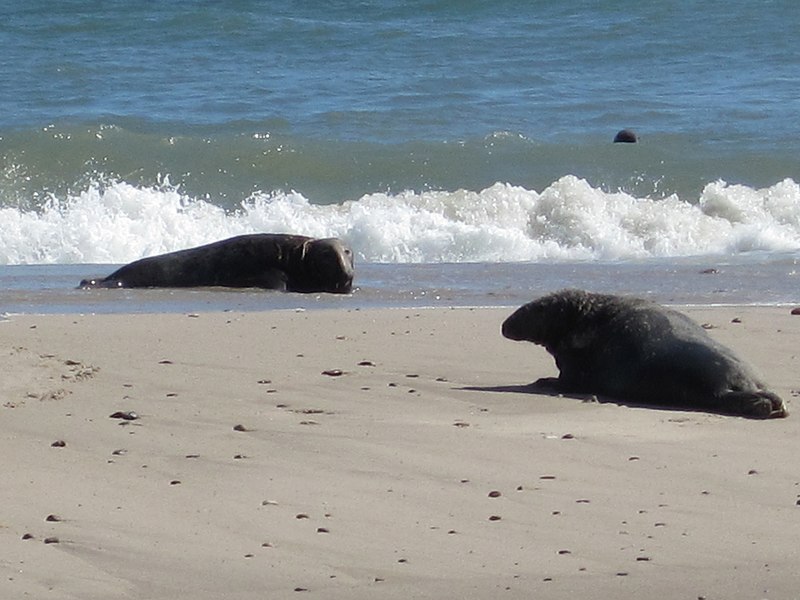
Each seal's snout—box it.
[329,242,354,294]
[334,275,354,294]
[501,311,525,341]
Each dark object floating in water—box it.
[613,129,638,143]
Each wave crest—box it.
[2,175,799,265]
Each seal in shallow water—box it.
[79,234,354,294]
[501,289,787,419]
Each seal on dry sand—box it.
[502,289,788,419]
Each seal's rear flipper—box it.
[720,390,788,419]
[78,277,122,289]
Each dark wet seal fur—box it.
[502,289,787,419]
[79,233,354,294]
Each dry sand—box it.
[1,305,799,599]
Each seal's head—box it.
[501,289,602,346]
[299,237,355,293]
[613,129,638,143]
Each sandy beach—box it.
[2,304,799,599]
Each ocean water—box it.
[2,1,799,313]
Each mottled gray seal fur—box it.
[502,289,787,419]
[79,234,354,294]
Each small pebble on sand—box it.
[109,411,139,421]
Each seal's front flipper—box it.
[530,377,563,392]
[251,267,288,291]
[720,390,788,419]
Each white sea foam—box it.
[2,176,799,265]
